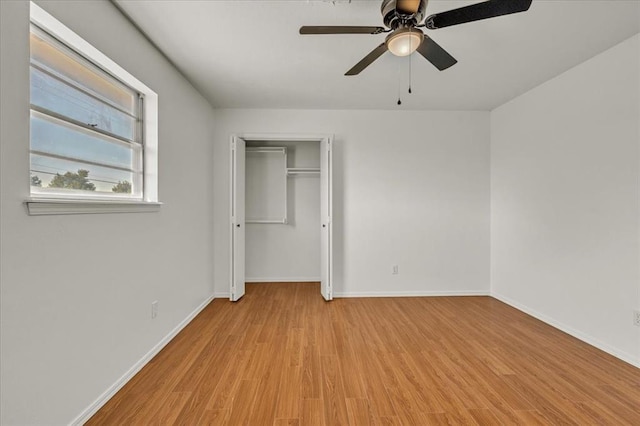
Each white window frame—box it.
[25,2,161,215]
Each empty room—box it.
[1,0,639,424]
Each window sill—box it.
[25,198,162,216]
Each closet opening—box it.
[230,134,333,301]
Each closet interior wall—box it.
[245,140,321,282]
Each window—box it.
[27,2,159,214]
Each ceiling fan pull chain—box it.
[408,27,413,94]
[397,60,402,105]
[408,49,413,94]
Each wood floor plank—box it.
[468,408,503,425]
[301,398,325,426]
[146,391,192,424]
[334,324,367,399]
[320,355,350,425]
[246,336,287,424]
[205,348,252,410]
[273,419,300,426]
[500,374,581,424]
[372,416,403,426]
[87,282,640,425]
[345,398,373,426]
[359,352,397,417]
[513,409,553,425]
[275,365,302,419]
[196,408,230,426]
[301,344,322,399]
[422,412,454,425]
[285,327,304,368]
[225,379,259,425]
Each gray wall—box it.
[0,1,216,424]
[213,109,491,298]
[491,34,640,367]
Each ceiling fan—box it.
[300,0,533,75]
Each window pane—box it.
[30,30,137,116]
[31,153,139,196]
[30,113,139,172]
[28,19,150,202]
[31,66,137,142]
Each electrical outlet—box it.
[392,265,399,275]
[151,301,159,319]
[634,310,640,327]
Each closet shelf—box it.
[286,167,320,176]
[246,147,286,154]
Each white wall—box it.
[0,1,216,424]
[245,141,321,282]
[491,34,640,367]
[214,109,491,297]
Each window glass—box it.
[31,153,135,195]
[31,113,139,171]
[29,25,143,199]
[30,30,137,115]
[30,67,137,142]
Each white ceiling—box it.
[115,0,640,111]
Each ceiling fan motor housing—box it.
[381,0,428,29]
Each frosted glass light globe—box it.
[386,28,424,57]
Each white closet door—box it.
[320,137,333,301]
[230,136,246,301]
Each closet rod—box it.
[287,168,320,176]
[246,218,288,224]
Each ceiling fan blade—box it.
[416,36,457,71]
[425,0,532,29]
[345,43,388,76]
[396,0,422,15]
[300,26,385,35]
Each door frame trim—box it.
[229,133,334,301]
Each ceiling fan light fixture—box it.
[386,28,423,56]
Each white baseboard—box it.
[334,290,490,298]
[70,294,215,425]
[491,292,640,369]
[215,289,488,300]
[245,277,321,283]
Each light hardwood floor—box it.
[88,282,640,425]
